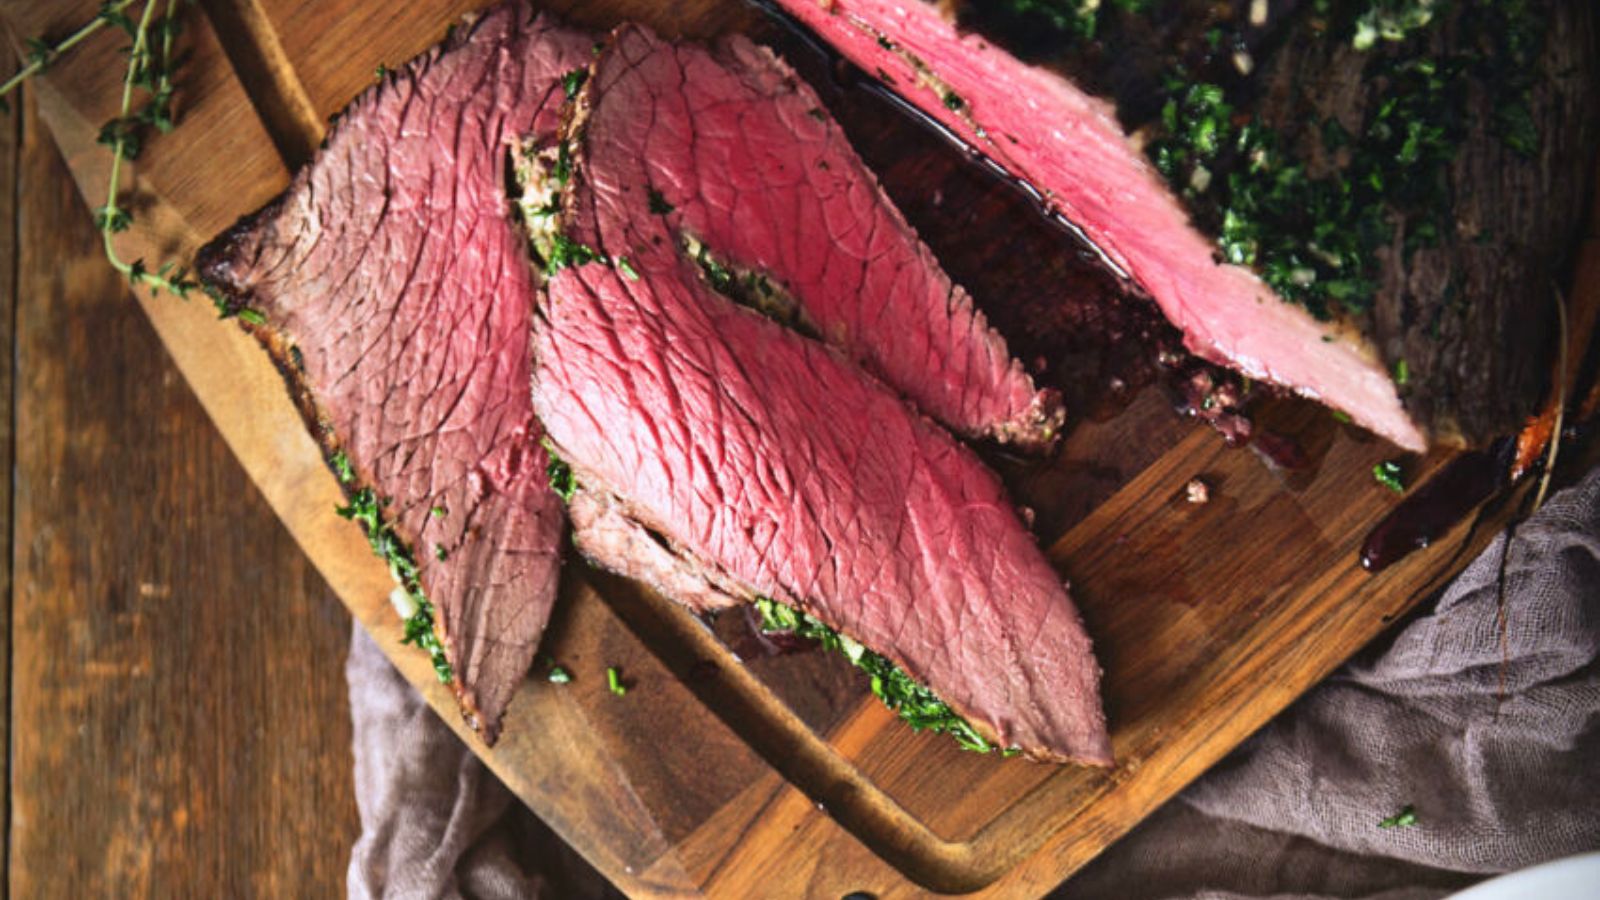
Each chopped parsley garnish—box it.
[1373,459,1406,494]
[606,666,628,696]
[1352,0,1438,50]
[561,67,588,98]
[551,140,572,186]
[543,442,577,502]
[754,597,1013,755]
[1141,0,1546,323]
[330,450,356,484]
[434,543,448,561]
[542,234,601,275]
[1393,358,1410,387]
[236,308,267,326]
[647,188,674,215]
[616,256,640,281]
[430,505,447,518]
[942,91,964,112]
[1332,410,1353,424]
[693,243,735,294]
[336,487,452,682]
[548,666,572,684]
[1379,804,1418,828]
[1149,54,1462,320]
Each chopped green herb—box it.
[754,597,1010,754]
[1149,54,1463,320]
[1332,410,1353,424]
[942,91,964,112]
[336,487,452,682]
[331,450,356,484]
[1150,0,1548,320]
[1378,804,1418,828]
[543,441,577,502]
[551,140,572,186]
[236,308,267,326]
[543,234,601,275]
[548,666,572,684]
[430,505,447,518]
[434,543,448,561]
[374,63,389,80]
[1352,0,1438,50]
[694,244,735,294]
[606,666,628,696]
[561,67,588,98]
[616,256,640,281]
[647,188,674,215]
[1373,459,1406,494]
[1393,358,1410,387]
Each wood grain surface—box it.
[0,40,16,887]
[0,1,1593,897]
[2,78,360,895]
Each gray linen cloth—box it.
[346,467,1600,899]
[346,628,619,900]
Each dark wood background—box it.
[1,67,358,894]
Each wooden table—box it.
[1,3,1594,896]
[0,64,358,896]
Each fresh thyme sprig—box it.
[94,0,216,304]
[3,1,242,314]
[0,0,140,114]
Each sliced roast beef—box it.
[552,24,1062,449]
[534,254,1111,763]
[533,31,1110,761]
[769,0,1600,450]
[197,3,592,742]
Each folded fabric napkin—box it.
[347,466,1600,899]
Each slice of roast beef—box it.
[197,3,592,742]
[551,24,1062,450]
[534,252,1111,763]
[768,0,1600,450]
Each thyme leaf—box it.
[1378,804,1418,828]
[1373,459,1407,494]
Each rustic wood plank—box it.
[7,73,358,896]
[0,39,17,887]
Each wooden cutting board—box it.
[4,1,1595,895]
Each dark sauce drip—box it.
[1253,429,1313,471]
[1360,437,1515,572]
[753,0,1248,429]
